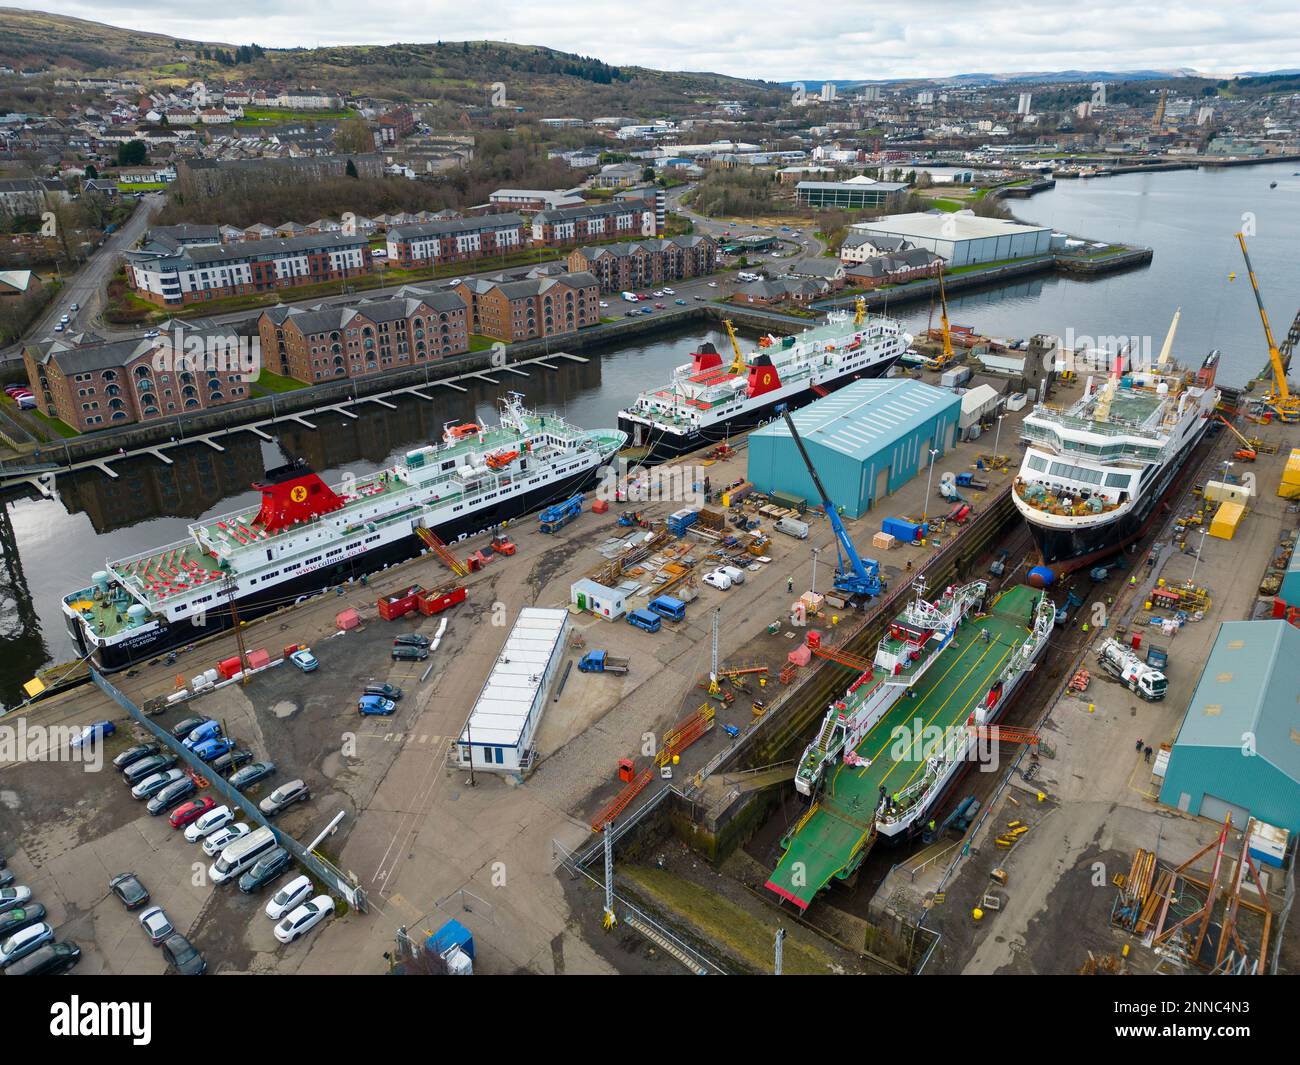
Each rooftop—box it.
[853,211,1051,241]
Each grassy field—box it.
[116,182,170,192]
[235,108,353,125]
[251,370,309,394]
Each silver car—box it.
[0,922,54,967]
[138,906,174,946]
[0,887,32,914]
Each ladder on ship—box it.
[416,526,468,578]
[811,644,875,672]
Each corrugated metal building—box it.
[747,379,961,517]
[1279,530,1300,607]
[455,607,569,777]
[1158,620,1300,833]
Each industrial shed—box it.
[747,379,960,518]
[1158,620,1300,834]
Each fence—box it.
[92,667,367,912]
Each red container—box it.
[591,498,609,514]
[217,656,243,679]
[418,585,467,616]
[336,608,360,630]
[378,585,425,621]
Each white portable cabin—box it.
[570,578,626,620]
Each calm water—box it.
[3,159,1298,704]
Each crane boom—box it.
[723,319,746,375]
[780,412,881,599]
[1235,232,1299,421]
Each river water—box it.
[3,158,1297,705]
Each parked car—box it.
[112,743,160,770]
[123,753,178,785]
[0,887,32,914]
[654,302,666,309]
[358,695,396,717]
[131,768,186,800]
[265,875,313,920]
[0,869,12,889]
[70,720,115,749]
[169,797,217,829]
[193,736,236,762]
[210,747,253,775]
[138,906,174,946]
[258,780,310,817]
[274,895,334,944]
[69,302,79,311]
[169,715,208,740]
[183,720,222,749]
[702,570,732,591]
[182,804,232,842]
[146,777,197,815]
[694,295,705,301]
[718,565,746,586]
[3,939,80,976]
[238,848,292,893]
[363,683,402,701]
[675,299,687,305]
[109,873,150,910]
[229,761,276,791]
[391,645,428,662]
[289,649,318,672]
[393,633,430,648]
[161,933,206,975]
[0,923,54,967]
[640,307,653,315]
[0,905,47,938]
[201,823,250,857]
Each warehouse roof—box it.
[458,608,567,748]
[750,379,959,462]
[1170,620,1300,781]
[853,211,1050,241]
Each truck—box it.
[1097,638,1168,701]
[426,919,475,975]
[578,650,630,674]
[954,472,989,490]
[539,495,583,533]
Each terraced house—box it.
[567,235,718,292]
[124,233,372,306]
[384,214,526,268]
[530,202,648,248]
[451,272,599,343]
[256,291,469,383]
[22,333,251,432]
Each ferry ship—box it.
[62,394,626,672]
[1012,321,1221,578]
[766,580,1054,911]
[617,300,910,461]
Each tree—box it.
[334,115,375,155]
[117,140,147,167]
[85,164,98,179]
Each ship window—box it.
[1027,455,1047,473]
[1105,472,1130,488]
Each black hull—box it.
[79,465,603,673]
[619,355,901,464]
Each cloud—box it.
[13,0,1300,80]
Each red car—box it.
[168,796,217,829]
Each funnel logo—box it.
[290,485,308,503]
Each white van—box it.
[718,565,746,585]
[702,570,732,591]
[209,825,278,885]
[621,291,638,302]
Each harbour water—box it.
[2,158,1298,705]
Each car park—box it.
[4,939,80,976]
[259,780,310,817]
[170,715,208,740]
[183,720,222,749]
[265,874,313,920]
[238,848,292,893]
[391,644,427,661]
[146,777,197,815]
[274,895,334,944]
[161,933,206,975]
[131,767,186,799]
[0,905,47,938]
[70,720,115,749]
[363,683,402,701]
[138,906,174,946]
[393,633,430,648]
[169,797,217,829]
[193,736,236,762]
[202,822,250,857]
[358,695,396,717]
[182,804,232,842]
[289,649,318,672]
[0,887,32,914]
[210,747,253,775]
[123,753,178,785]
[112,743,160,770]
[0,923,54,967]
[109,873,150,910]
[229,761,276,791]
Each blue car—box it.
[193,737,236,763]
[357,695,396,717]
[71,721,115,750]
[182,720,221,750]
[289,649,319,672]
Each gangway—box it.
[416,526,468,577]
[591,767,653,832]
[970,724,1040,746]
[811,644,876,672]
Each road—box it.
[666,182,827,258]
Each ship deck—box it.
[765,585,1040,910]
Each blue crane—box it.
[780,412,882,600]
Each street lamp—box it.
[923,448,939,521]
[1189,527,1209,588]
[810,546,820,596]
[993,413,1006,468]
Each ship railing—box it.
[110,536,200,572]
[1025,410,1168,443]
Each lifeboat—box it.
[443,421,481,444]
[485,449,519,470]
[758,336,773,348]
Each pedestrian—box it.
[1135,737,1144,751]
[1144,745,1152,763]
[787,576,794,594]
[1081,621,1090,634]
[927,819,936,834]
[1130,575,1137,587]
[981,628,990,644]
[906,559,913,572]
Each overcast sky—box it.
[14,1,1300,81]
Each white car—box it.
[183,805,233,843]
[707,281,718,288]
[265,874,313,920]
[652,290,663,297]
[274,895,335,944]
[598,300,609,308]
[662,287,675,295]
[702,570,732,591]
[201,822,250,857]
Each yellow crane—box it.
[854,295,866,327]
[723,318,747,375]
[1235,232,1300,423]
[923,264,955,371]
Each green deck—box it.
[766,585,1041,910]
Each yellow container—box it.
[1209,500,1245,540]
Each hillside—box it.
[0,8,785,114]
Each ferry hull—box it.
[76,465,602,673]
[619,355,901,462]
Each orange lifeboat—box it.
[443,421,481,444]
[485,449,519,470]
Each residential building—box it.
[451,272,600,343]
[844,248,945,288]
[385,214,526,267]
[488,188,585,212]
[531,202,646,247]
[125,233,372,306]
[566,235,718,292]
[0,177,68,215]
[175,154,384,195]
[838,232,916,264]
[784,258,847,289]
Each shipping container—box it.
[881,517,924,543]
[1209,500,1245,540]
